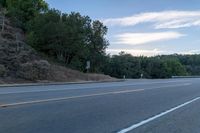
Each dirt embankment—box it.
[0,14,115,84]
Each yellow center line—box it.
[0,83,191,108]
[0,89,144,108]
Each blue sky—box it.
[46,0,200,56]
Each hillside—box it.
[0,13,114,84]
[1,0,198,80]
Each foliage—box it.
[3,0,200,79]
[5,0,48,29]
[103,53,189,79]
[0,0,6,7]
[27,9,109,72]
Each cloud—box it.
[107,49,164,56]
[180,50,200,55]
[104,10,200,29]
[107,49,200,56]
[113,31,185,45]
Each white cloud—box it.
[107,49,200,56]
[107,49,164,56]
[180,50,200,55]
[113,31,185,45]
[104,10,200,29]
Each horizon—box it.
[46,0,200,56]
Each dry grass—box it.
[49,65,115,82]
[0,65,116,84]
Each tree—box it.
[103,53,188,79]
[27,10,109,72]
[6,0,48,29]
[0,0,6,7]
[88,20,109,72]
[104,52,142,78]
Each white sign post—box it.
[86,61,90,73]
[141,73,143,79]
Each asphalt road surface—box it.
[1,78,200,133]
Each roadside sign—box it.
[141,73,143,79]
[86,61,90,70]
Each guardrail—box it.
[0,79,125,88]
[172,76,200,78]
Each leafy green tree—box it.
[0,0,6,7]
[88,20,109,72]
[27,9,109,72]
[104,52,142,78]
[6,0,48,29]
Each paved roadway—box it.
[0,79,200,133]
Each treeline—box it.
[0,0,109,72]
[103,53,185,78]
[103,53,200,79]
[1,0,200,79]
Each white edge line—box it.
[118,96,200,133]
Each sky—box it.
[46,0,200,56]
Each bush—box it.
[0,64,6,77]
[17,60,50,80]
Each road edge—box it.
[0,79,125,88]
